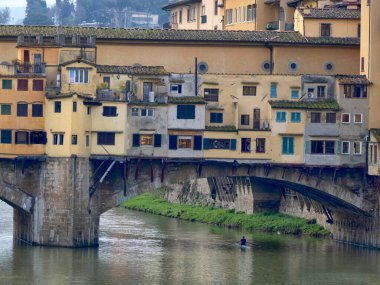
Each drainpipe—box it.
[265,43,274,75]
[195,57,198,96]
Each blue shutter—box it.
[336,140,342,154]
[217,113,223,123]
[203,138,210,150]
[210,113,216,123]
[270,83,277,98]
[282,112,286,122]
[291,89,299,99]
[304,140,310,154]
[193,135,202,150]
[178,84,182,94]
[289,137,294,154]
[132,134,140,147]
[276,112,281,122]
[282,137,287,154]
[169,135,178,150]
[230,139,237,150]
[154,134,162,147]
[125,81,131,93]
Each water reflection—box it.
[0,202,379,285]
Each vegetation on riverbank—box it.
[121,193,330,237]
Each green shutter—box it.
[270,83,277,98]
[230,139,237,151]
[154,134,162,147]
[169,135,178,150]
[304,140,311,154]
[132,134,140,147]
[282,137,287,154]
[203,138,210,150]
[193,135,202,150]
[289,137,294,154]
[336,140,342,154]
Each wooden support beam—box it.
[316,167,323,187]
[134,159,141,181]
[160,160,166,183]
[197,162,203,177]
[150,160,154,183]
[282,167,286,179]
[123,160,128,197]
[247,165,251,176]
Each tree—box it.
[0,7,10,24]
[55,0,75,25]
[24,0,54,26]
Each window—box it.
[73,102,77,112]
[325,141,335,154]
[97,132,115,145]
[210,112,223,123]
[170,84,182,94]
[69,69,89,84]
[326,113,336,123]
[30,131,46,144]
[0,104,11,115]
[32,104,43,117]
[353,141,362,155]
[179,10,182,23]
[282,137,294,155]
[247,5,252,21]
[279,7,284,21]
[276,112,286,123]
[290,112,301,123]
[317,86,326,98]
[1,130,12,144]
[177,105,195,119]
[361,57,365,72]
[171,12,178,24]
[374,145,378,164]
[140,134,154,146]
[358,24,361,38]
[321,23,331,37]
[32,80,44,91]
[310,112,321,123]
[86,135,90,147]
[87,107,91,115]
[288,61,298,72]
[243,86,256,96]
[341,113,350,123]
[2,79,12,90]
[241,138,251,153]
[342,141,350,154]
[311,141,324,154]
[354,114,363,124]
[141,108,154,117]
[214,0,218,15]
[15,131,29,144]
[17,79,28,91]
[54,101,61,113]
[270,83,277,98]
[187,7,196,22]
[256,138,265,153]
[71,135,78,145]
[204,88,219,102]
[178,136,192,149]
[226,9,233,25]
[291,88,299,99]
[53,134,64,145]
[203,138,236,150]
[241,114,250,125]
[103,106,117,117]
[310,140,335,154]
[17,103,28,117]
[132,108,139,116]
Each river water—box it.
[0,202,380,285]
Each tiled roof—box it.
[97,65,169,75]
[168,96,206,104]
[61,58,96,67]
[264,0,280,4]
[336,75,371,85]
[0,25,360,46]
[269,100,340,110]
[162,0,201,10]
[205,125,237,132]
[298,8,360,20]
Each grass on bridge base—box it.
[121,193,330,237]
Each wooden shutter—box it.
[154,134,162,147]
[169,135,178,150]
[132,134,140,147]
[193,135,202,150]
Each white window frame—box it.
[342,141,350,155]
[353,141,362,155]
[353,113,363,124]
[341,113,351,124]
[141,108,154,117]
[69,69,89,84]
[131,108,139,116]
[53,133,64,145]
[170,84,182,94]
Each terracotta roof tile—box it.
[168,96,206,104]
[298,8,360,20]
[336,75,371,85]
[97,65,169,75]
[269,100,340,110]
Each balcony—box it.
[240,120,271,131]
[266,21,279,30]
[15,63,46,75]
[96,89,127,101]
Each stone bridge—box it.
[0,157,379,248]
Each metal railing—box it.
[96,89,127,101]
[15,63,46,74]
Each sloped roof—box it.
[0,25,360,46]
[269,100,340,110]
[162,0,201,10]
[97,65,169,75]
[336,75,371,85]
[298,8,360,20]
[168,96,206,104]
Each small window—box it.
[178,136,192,149]
[32,104,43,117]
[270,83,277,98]
[141,108,154,117]
[87,107,91,115]
[256,138,265,153]
[15,131,29,144]
[321,23,331,37]
[291,89,299,99]
[0,129,12,144]
[353,141,362,155]
[241,138,251,153]
[30,131,46,145]
[97,132,115,145]
[17,103,28,117]
[241,114,250,125]
[177,105,195,119]
[290,112,301,123]
[341,113,350,123]
[140,134,154,146]
[170,84,182,94]
[210,112,223,123]
[276,111,286,123]
[262,60,272,72]
[354,114,363,124]
[288,61,298,72]
[54,101,61,113]
[310,112,321,123]
[69,69,89,84]
[326,113,336,123]
[71,135,78,145]
[361,57,365,72]
[342,141,350,154]
[131,108,139,116]
[86,135,90,147]
[311,141,324,154]
[282,137,294,155]
[32,79,44,91]
[17,79,28,91]
[243,86,256,96]
[325,62,334,72]
[317,86,326,98]
[73,102,77,112]
[325,141,335,154]
[0,104,11,115]
[204,88,219,102]
[53,134,64,145]
[2,79,12,90]
[103,106,117,117]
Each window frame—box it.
[290,112,301,123]
[0,104,11,115]
[341,113,351,124]
[242,85,257,96]
[326,112,337,124]
[241,114,250,125]
[353,141,362,155]
[32,103,43,117]
[69,68,89,84]
[310,112,321,123]
[342,141,350,155]
[17,79,28,91]
[54,101,62,113]
[204,88,219,102]
[97,132,115,146]
[282,137,294,155]
[320,23,331,37]
[17,103,28,117]
[353,113,363,124]
[276,111,286,123]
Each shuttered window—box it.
[2,79,12,90]
[0,130,12,144]
[97,132,115,145]
[282,137,294,155]
[32,79,44,91]
[17,79,28,91]
[276,112,286,122]
[210,112,223,123]
[270,83,277,98]
[193,135,202,150]
[32,104,43,117]
[177,105,195,119]
[132,134,140,147]
[17,103,28,117]
[169,135,178,150]
[290,112,301,123]
[154,134,162,147]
